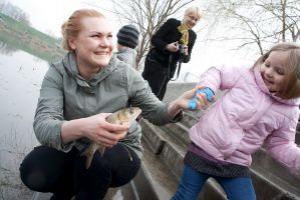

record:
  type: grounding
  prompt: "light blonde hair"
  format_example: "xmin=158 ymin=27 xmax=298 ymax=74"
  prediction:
xmin=253 ymin=42 xmax=300 ymax=99
xmin=61 ymin=9 xmax=105 ymax=51
xmin=184 ymin=7 xmax=202 ymax=20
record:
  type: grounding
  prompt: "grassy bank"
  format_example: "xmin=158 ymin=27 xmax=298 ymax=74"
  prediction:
xmin=0 ymin=12 xmax=65 ymax=62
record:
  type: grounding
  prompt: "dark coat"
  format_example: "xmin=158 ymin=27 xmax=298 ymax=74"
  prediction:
xmin=147 ymin=18 xmax=197 ymax=68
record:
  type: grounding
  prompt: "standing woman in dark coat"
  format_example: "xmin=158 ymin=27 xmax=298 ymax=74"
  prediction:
xmin=142 ymin=7 xmax=201 ymax=100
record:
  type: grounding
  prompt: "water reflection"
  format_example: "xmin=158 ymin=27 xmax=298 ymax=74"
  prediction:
xmin=0 ymin=41 xmax=18 ymax=55
xmin=0 ymin=4 xmax=66 ymax=198
xmin=0 ymin=49 xmax=49 ymax=199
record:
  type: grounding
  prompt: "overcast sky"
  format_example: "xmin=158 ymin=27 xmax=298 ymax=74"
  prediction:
xmin=6 ymin=0 xmax=255 ymax=81
xmin=8 ymin=0 xmax=118 ymax=36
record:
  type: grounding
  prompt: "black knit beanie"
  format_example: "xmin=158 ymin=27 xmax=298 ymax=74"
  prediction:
xmin=117 ymin=25 xmax=139 ymax=49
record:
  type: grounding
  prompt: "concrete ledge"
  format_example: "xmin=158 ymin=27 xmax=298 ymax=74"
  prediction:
xmin=252 ymin=149 xmax=300 ymax=197
xmin=251 ymin=169 xmax=299 ymax=199
xmin=162 ymin=123 xmax=190 ymax=148
xmin=31 ymin=192 xmax=51 ymax=200
xmin=180 ymin=110 xmax=200 ymax=127
xmin=163 ymin=82 xmax=196 ymax=104
xmin=132 ymin=162 xmax=160 ymax=200
xmin=158 ymin=140 xmax=185 ymax=180
xmin=140 ymin=119 xmax=166 ymax=154
xmin=134 ymin=141 xmax=180 ymax=200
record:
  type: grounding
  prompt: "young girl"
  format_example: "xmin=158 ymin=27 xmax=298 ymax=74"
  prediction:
xmin=171 ymin=43 xmax=300 ymax=200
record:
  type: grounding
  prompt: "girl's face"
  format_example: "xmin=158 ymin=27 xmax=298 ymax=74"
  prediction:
xmin=69 ymin=16 xmax=113 ymax=69
xmin=260 ymin=51 xmax=289 ymax=93
xmin=182 ymin=13 xmax=199 ymax=29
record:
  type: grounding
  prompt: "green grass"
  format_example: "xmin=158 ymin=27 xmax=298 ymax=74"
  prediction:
xmin=0 ymin=12 xmax=59 ymax=44
xmin=0 ymin=12 xmax=65 ymax=62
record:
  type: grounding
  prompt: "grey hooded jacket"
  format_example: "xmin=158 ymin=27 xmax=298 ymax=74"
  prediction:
xmin=33 ymin=52 xmax=173 ymax=158
xmin=115 ymin=47 xmax=137 ymax=69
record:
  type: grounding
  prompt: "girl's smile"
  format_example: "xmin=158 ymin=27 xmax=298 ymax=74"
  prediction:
xmin=260 ymin=51 xmax=289 ymax=93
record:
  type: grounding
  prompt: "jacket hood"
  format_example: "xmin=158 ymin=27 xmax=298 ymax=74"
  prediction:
xmin=253 ymin=66 xmax=300 ymax=106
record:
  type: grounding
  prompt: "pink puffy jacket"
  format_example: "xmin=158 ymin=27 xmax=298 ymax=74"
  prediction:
xmin=190 ymin=66 xmax=300 ymax=176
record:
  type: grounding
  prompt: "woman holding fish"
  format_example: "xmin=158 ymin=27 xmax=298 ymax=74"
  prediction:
xmin=19 ymin=9 xmax=208 ymax=200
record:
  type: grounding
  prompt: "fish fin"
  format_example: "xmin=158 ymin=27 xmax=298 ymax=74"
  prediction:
xmin=81 ymin=145 xmax=95 ymax=169
xmin=85 ymin=154 xmax=94 ymax=169
xmin=98 ymin=146 xmax=106 ymax=156
xmin=85 ymin=147 xmax=105 ymax=169
xmin=81 ymin=146 xmax=91 ymax=157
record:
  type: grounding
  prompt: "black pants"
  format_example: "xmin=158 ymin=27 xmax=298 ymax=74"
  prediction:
xmin=19 ymin=144 xmax=140 ymax=200
xmin=142 ymin=56 xmax=176 ymax=100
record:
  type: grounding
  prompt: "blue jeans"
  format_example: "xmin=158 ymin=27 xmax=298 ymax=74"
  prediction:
xmin=171 ymin=164 xmax=256 ymax=200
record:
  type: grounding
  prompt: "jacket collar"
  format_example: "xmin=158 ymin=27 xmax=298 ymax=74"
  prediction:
xmin=253 ymin=66 xmax=300 ymax=106
xmin=62 ymin=52 xmax=119 ymax=93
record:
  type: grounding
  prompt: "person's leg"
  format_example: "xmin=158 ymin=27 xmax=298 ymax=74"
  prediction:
xmin=142 ymin=57 xmax=167 ymax=99
xmin=19 ymin=146 xmax=77 ymax=200
xmin=157 ymin=63 xmax=177 ymax=100
xmin=107 ymin=144 xmax=140 ymax=187
xmin=74 ymin=143 xmax=140 ymax=200
xmin=156 ymin=78 xmax=169 ymax=100
xmin=217 ymin=176 xmax=256 ymax=200
xmin=171 ymin=164 xmax=209 ymax=200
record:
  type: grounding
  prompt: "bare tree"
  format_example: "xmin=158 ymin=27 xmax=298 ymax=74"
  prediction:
xmin=255 ymin=0 xmax=300 ymax=42
xmin=109 ymin=0 xmax=195 ymax=70
xmin=201 ymin=0 xmax=300 ymax=55
xmin=0 ymin=1 xmax=30 ymax=25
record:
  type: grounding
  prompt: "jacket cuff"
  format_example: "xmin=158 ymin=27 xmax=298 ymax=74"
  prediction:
xmin=169 ymin=110 xmax=184 ymax=123
xmin=54 ymin=121 xmax=74 ymax=152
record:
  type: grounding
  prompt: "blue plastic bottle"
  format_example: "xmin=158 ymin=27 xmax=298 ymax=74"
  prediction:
xmin=188 ymin=87 xmax=214 ymax=110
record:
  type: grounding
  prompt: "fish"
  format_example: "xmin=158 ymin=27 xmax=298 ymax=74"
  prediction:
xmin=82 ymin=107 xmax=142 ymax=169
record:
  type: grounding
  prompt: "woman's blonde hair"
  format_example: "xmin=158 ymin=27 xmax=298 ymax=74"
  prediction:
xmin=184 ymin=7 xmax=202 ymax=20
xmin=61 ymin=9 xmax=104 ymax=51
xmin=253 ymin=42 xmax=300 ymax=99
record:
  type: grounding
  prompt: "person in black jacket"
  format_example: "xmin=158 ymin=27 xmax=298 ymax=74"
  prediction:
xmin=142 ymin=7 xmax=202 ymax=100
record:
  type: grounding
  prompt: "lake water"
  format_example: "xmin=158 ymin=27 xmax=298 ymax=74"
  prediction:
xmin=0 ymin=46 xmax=49 ymax=199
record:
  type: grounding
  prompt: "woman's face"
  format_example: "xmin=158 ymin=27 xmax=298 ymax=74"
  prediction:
xmin=182 ymin=13 xmax=199 ymax=29
xmin=260 ymin=51 xmax=289 ymax=93
xmin=69 ymin=16 xmax=113 ymax=68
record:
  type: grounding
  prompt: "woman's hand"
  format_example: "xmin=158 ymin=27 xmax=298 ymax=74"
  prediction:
xmin=167 ymin=85 xmax=214 ymax=119
xmin=175 ymin=85 xmax=213 ymax=110
xmin=166 ymin=41 xmax=180 ymax=52
xmin=61 ymin=113 xmax=129 ymax=147
xmin=183 ymin=45 xmax=188 ymax=55
xmin=82 ymin=113 xmax=129 ymax=147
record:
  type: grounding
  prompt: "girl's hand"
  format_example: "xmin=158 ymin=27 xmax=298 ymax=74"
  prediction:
xmin=82 ymin=113 xmax=129 ymax=148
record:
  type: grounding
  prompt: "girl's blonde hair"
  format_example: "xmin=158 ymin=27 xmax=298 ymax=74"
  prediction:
xmin=184 ymin=7 xmax=202 ymax=20
xmin=254 ymin=43 xmax=300 ymax=99
xmin=61 ymin=9 xmax=104 ymax=51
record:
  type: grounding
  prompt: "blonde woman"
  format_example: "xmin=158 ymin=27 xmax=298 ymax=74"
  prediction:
xmin=142 ymin=7 xmax=202 ymax=100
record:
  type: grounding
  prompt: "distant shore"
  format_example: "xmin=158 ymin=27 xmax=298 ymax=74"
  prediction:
xmin=0 ymin=12 xmax=65 ymax=62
